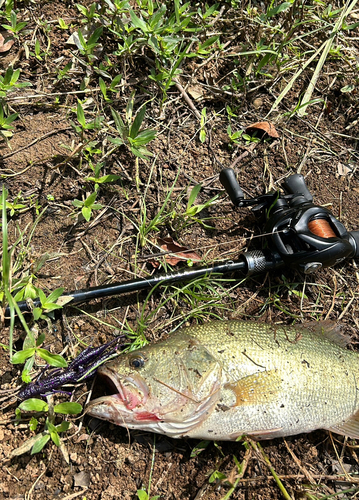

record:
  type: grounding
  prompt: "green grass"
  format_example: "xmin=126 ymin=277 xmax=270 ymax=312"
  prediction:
xmin=12 ymin=398 xmax=83 ymax=457
xmin=1 ymin=189 xmax=67 ymax=378
xmin=1 ymin=0 xmax=356 ymax=390
xmin=1 ymin=0 xmax=359 ymax=495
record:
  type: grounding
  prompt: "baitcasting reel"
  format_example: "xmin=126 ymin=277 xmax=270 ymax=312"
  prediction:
xmin=5 ymin=169 xmax=359 ymax=317
xmin=220 ymin=168 xmax=359 ymax=274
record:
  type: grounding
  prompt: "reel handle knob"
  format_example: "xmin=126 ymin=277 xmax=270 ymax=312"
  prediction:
xmin=220 ymin=168 xmax=244 ymax=206
xmin=282 ymin=174 xmax=313 ymax=203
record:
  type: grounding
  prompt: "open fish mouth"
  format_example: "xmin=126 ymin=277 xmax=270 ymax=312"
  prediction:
xmin=86 ymin=367 xmax=158 ymax=425
xmin=88 ymin=368 xmax=149 ymax=410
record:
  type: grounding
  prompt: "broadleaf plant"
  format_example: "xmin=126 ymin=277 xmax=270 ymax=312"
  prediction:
xmin=12 ymin=399 xmax=82 ymax=456
xmin=109 ymin=94 xmax=156 ymax=159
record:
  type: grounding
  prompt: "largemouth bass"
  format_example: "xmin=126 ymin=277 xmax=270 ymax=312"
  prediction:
xmin=86 ymin=320 xmax=359 ymax=441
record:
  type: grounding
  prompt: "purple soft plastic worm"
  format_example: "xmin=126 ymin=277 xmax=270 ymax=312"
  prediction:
xmin=18 ymin=371 xmax=76 ymax=399
xmin=69 ymin=338 xmax=119 ymax=371
xmin=18 ymin=336 xmax=127 ymax=400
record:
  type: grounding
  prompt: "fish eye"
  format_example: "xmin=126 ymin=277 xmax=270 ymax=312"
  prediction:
xmin=129 ymin=354 xmax=145 ymax=369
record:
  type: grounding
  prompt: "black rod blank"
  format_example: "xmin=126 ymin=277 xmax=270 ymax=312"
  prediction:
xmin=4 ymin=259 xmax=249 ymax=317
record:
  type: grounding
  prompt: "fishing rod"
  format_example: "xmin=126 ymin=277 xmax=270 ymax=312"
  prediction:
xmin=5 ymin=169 xmax=359 ymax=317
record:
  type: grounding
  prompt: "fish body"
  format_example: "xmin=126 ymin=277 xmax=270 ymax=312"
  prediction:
xmin=87 ymin=320 xmax=359 ymax=441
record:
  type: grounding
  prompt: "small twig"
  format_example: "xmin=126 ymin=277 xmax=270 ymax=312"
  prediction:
xmin=251 ymin=440 xmax=293 ymax=500
xmin=1 ymin=128 xmax=72 ymax=159
xmin=0 ymin=163 xmax=35 ymax=178
xmin=338 ymin=295 xmax=355 ymax=321
xmin=238 ymin=473 xmax=359 ymax=484
xmin=25 ymin=449 xmax=53 ymax=500
xmin=209 ymin=4 xmax=226 ymax=25
xmin=297 ymin=137 xmax=314 ymax=174
xmin=283 ymin=438 xmax=316 ymax=485
xmin=7 ymin=88 xmax=103 ymax=102
xmin=228 ymin=143 xmax=258 ymax=171
xmin=94 ymin=229 xmax=129 ymax=285
xmin=325 ymin=275 xmax=338 ymax=320
xmin=64 ymin=203 xmax=114 ymax=245
xmin=220 ymin=447 xmax=252 ymax=500
xmin=173 ymin=79 xmax=202 ymax=120
xmin=329 ymin=432 xmax=353 ymax=484
xmin=49 ymin=129 xmax=101 ymax=171
xmin=60 ymin=488 xmax=88 ymax=500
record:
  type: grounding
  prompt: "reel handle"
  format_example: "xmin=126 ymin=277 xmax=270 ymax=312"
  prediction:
xmin=282 ymin=174 xmax=313 ymax=203
xmin=219 ymin=168 xmax=244 ymax=206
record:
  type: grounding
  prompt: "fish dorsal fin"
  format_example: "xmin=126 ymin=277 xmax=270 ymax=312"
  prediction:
xmin=328 ymin=409 xmax=359 ymax=439
xmin=297 ymin=321 xmax=349 ymax=348
xmin=224 ymin=370 xmax=281 ymax=407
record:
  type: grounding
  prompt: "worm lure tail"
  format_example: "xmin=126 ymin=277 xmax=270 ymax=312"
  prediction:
xmin=18 ymin=336 xmax=128 ymax=400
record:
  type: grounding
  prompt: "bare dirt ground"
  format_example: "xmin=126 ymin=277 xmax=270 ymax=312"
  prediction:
xmin=1 ymin=1 xmax=359 ymax=499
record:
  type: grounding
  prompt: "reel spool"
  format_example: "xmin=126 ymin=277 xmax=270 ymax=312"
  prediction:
xmin=308 ymin=219 xmax=337 ymax=239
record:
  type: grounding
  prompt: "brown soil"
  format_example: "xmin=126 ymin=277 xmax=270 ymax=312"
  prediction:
xmin=1 ymin=1 xmax=359 ymax=499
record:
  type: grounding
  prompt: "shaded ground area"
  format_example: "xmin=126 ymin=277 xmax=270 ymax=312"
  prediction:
xmin=1 ymin=1 xmax=359 ymax=499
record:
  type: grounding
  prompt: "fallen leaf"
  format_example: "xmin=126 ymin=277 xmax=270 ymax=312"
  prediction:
xmin=75 ymin=433 xmax=91 ymax=443
xmin=337 ymin=163 xmax=352 ymax=176
xmin=187 ymin=85 xmax=204 ymax=100
xmin=9 ymin=432 xmax=48 ymax=457
xmin=252 ymin=98 xmax=264 ymax=109
xmin=325 ymin=101 xmax=333 ymax=115
xmin=0 ymin=32 xmax=14 ymax=53
xmin=59 ymin=440 xmax=70 ymax=465
xmin=66 ymin=24 xmax=103 ymax=53
xmin=56 ymin=295 xmax=75 ymax=307
xmin=150 ymin=237 xmax=201 ymax=268
xmin=245 ymin=121 xmax=279 ymax=139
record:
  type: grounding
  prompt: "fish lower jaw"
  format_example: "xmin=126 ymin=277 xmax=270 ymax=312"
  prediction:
xmin=86 ymin=395 xmax=162 ymax=423
xmin=86 ymin=395 xmax=133 ymax=417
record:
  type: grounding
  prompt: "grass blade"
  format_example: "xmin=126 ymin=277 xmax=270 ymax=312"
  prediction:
xmin=1 ymin=187 xmax=15 ymax=358
xmin=251 ymin=441 xmax=293 ymax=500
xmin=268 ymin=41 xmax=326 ymax=114
xmin=297 ymin=0 xmax=358 ymax=117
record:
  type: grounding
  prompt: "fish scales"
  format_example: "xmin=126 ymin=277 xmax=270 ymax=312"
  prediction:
xmin=87 ymin=320 xmax=359 ymax=441
xmin=179 ymin=321 xmax=358 ymax=439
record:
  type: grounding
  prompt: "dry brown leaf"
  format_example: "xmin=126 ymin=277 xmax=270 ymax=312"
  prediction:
xmin=245 ymin=121 xmax=279 ymax=139
xmin=337 ymin=162 xmax=352 ymax=176
xmin=187 ymin=85 xmax=204 ymax=100
xmin=0 ymin=32 xmax=14 ymax=53
xmin=150 ymin=237 xmax=201 ymax=268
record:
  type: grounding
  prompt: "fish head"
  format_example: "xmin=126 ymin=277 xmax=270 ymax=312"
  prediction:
xmin=86 ymin=334 xmax=222 ymax=437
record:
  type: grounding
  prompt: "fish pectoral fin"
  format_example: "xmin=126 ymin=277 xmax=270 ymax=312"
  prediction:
xmin=328 ymin=409 xmax=359 ymax=439
xmin=224 ymin=370 xmax=281 ymax=407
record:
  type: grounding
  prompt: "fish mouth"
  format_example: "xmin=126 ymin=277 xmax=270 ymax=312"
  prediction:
xmin=86 ymin=366 xmax=150 ymax=418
